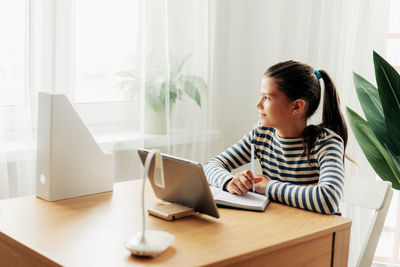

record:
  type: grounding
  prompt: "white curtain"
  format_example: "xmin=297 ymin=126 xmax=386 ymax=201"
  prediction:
xmin=141 ymin=0 xmax=215 ymax=163
xmin=0 ymin=0 xmax=216 ymax=199
xmin=0 ymin=0 xmax=36 ymax=199
xmin=212 ymin=0 xmax=390 ymax=266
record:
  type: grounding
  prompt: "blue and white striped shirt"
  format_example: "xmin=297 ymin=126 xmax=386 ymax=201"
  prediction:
xmin=204 ymin=121 xmax=345 ymax=215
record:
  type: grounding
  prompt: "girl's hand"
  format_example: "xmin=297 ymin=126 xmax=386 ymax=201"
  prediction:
xmin=225 ymin=170 xmax=263 ymax=195
xmin=254 ymin=174 xmax=270 ymax=195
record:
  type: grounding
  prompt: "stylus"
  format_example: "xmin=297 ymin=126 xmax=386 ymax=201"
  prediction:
xmin=251 ymin=143 xmax=255 ymax=192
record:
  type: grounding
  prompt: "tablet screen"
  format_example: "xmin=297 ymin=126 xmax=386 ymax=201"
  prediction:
xmin=137 ymin=148 xmax=220 ymax=219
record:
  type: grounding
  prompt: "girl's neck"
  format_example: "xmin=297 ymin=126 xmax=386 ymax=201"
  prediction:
xmin=275 ymin=120 xmax=307 ymax=138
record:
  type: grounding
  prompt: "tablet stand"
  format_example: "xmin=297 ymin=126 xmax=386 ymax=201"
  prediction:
xmin=148 ymin=202 xmax=195 ymax=221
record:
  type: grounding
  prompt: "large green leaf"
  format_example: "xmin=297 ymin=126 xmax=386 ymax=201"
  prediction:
xmin=353 ymin=72 xmax=399 ymax=155
xmin=183 ymin=80 xmax=202 ymax=107
xmin=180 ymin=75 xmax=208 ymax=91
xmin=384 ymin=144 xmax=400 ymax=189
xmin=177 ymin=54 xmax=191 ymax=75
xmin=169 ymin=54 xmax=180 ymax=80
xmin=373 ymin=51 xmax=400 ymax=149
xmin=346 ymin=107 xmax=400 ymax=189
xmin=169 ymin=53 xmax=191 ymax=80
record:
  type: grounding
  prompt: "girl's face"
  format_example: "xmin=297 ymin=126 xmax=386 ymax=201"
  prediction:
xmin=256 ymin=77 xmax=295 ymax=128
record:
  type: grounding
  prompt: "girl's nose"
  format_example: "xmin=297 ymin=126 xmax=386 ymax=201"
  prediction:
xmin=256 ymin=98 xmax=262 ymax=109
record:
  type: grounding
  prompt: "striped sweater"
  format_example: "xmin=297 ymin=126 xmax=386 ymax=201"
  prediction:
xmin=204 ymin=121 xmax=345 ymax=215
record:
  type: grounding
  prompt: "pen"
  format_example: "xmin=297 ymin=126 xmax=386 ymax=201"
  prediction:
xmin=251 ymin=143 xmax=255 ymax=192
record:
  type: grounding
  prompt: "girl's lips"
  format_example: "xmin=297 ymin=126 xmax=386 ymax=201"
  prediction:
xmin=259 ymin=113 xmax=266 ymax=117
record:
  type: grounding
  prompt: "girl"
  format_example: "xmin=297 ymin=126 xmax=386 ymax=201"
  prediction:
xmin=204 ymin=60 xmax=347 ymax=215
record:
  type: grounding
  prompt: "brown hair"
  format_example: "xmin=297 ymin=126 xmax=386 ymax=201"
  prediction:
xmin=264 ymin=60 xmax=348 ymax=164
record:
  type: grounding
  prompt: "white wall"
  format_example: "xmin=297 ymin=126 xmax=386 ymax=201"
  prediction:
xmin=212 ymin=1 xmax=273 ymax=149
xmin=209 ymin=0 xmax=286 ymax=173
xmin=210 ymin=0 xmax=390 ymax=178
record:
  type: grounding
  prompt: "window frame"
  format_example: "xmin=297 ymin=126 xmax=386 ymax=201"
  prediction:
xmin=54 ymin=0 xmax=141 ymax=132
xmin=373 ymin=1 xmax=400 ymax=264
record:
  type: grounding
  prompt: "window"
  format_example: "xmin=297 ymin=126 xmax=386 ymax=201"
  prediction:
xmin=374 ymin=0 xmax=400 ymax=264
xmin=30 ymin=0 xmax=144 ymax=136
xmin=70 ymin=0 xmax=142 ymax=135
xmin=0 ymin=0 xmax=213 ymax=155
xmin=0 ymin=0 xmax=27 ymax=107
xmin=387 ymin=0 xmax=400 ymax=73
xmin=1 ymin=0 xmax=142 ymax=134
xmin=74 ymin=0 xmax=140 ymax=103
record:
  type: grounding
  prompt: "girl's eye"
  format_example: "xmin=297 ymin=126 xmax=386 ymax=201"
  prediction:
xmin=264 ymin=96 xmax=270 ymax=101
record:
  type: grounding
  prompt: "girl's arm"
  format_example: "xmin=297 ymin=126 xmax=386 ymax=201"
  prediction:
xmin=204 ymin=124 xmax=259 ymax=190
xmin=262 ymin=139 xmax=344 ymax=215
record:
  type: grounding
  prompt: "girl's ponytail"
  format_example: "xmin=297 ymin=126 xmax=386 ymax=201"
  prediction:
xmin=303 ymin=124 xmax=323 ymax=164
xmin=319 ymin=70 xmax=348 ymax=155
xmin=303 ymin=70 xmax=348 ymax=164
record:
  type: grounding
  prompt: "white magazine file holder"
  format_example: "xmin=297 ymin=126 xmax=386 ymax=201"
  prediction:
xmin=36 ymin=92 xmax=114 ymax=201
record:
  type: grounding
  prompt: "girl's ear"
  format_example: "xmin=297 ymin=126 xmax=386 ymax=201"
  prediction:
xmin=291 ymin=99 xmax=306 ymax=115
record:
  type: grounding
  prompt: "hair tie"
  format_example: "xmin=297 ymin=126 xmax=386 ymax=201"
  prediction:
xmin=314 ymin=70 xmax=322 ymax=80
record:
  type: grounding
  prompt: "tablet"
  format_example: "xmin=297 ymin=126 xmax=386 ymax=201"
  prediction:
xmin=137 ymin=148 xmax=220 ymax=219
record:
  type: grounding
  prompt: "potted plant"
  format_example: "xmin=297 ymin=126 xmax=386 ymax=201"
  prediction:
xmin=346 ymin=51 xmax=400 ymax=189
xmin=116 ymin=53 xmax=207 ymax=134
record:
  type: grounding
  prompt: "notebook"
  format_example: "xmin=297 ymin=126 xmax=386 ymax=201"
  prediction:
xmin=209 ymin=186 xmax=270 ymax=211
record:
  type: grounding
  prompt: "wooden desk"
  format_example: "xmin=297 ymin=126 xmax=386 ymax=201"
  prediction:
xmin=0 ymin=180 xmax=351 ymax=267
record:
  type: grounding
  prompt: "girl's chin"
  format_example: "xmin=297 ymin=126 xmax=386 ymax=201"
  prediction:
xmin=260 ymin=120 xmax=272 ymax=127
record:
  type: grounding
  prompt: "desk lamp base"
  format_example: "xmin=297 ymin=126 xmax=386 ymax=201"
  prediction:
xmin=125 ymin=230 xmax=174 ymax=257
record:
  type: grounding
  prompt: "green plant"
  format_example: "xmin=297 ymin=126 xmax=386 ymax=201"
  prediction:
xmin=346 ymin=51 xmax=400 ymax=189
xmin=116 ymin=53 xmax=207 ymax=114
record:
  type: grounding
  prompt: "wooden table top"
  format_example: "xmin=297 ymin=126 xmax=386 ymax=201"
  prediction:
xmin=0 ymin=179 xmax=351 ymax=266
